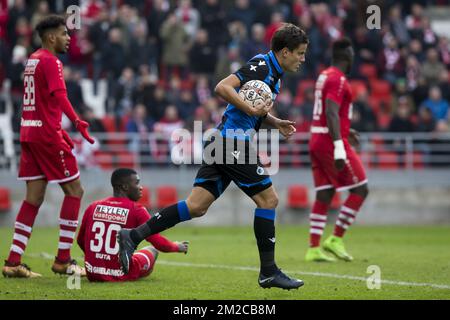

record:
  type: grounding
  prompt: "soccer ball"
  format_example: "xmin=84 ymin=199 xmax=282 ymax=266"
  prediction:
xmin=238 ymin=80 xmax=272 ymax=109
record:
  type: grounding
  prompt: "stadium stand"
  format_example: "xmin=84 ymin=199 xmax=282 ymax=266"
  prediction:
xmin=0 ymin=0 xmax=449 ymax=170
xmin=137 ymin=186 xmax=152 ymax=210
xmin=0 ymin=187 xmax=11 ymax=212
xmin=287 ymin=184 xmax=310 ymax=209
xmin=156 ymin=185 xmax=178 ymax=209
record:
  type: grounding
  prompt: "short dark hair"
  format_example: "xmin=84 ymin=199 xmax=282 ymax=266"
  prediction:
xmin=270 ymin=23 xmax=309 ymax=52
xmin=36 ymin=15 xmax=66 ymax=39
xmin=111 ymin=168 xmax=137 ymax=189
xmin=332 ymin=37 xmax=353 ymax=62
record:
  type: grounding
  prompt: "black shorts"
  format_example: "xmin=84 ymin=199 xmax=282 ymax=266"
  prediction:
xmin=193 ymin=136 xmax=272 ymax=198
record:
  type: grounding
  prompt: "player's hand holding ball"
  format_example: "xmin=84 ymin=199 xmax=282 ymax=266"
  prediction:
xmin=239 ymin=80 xmax=273 ymax=117
xmin=251 ymin=98 xmax=273 ymax=117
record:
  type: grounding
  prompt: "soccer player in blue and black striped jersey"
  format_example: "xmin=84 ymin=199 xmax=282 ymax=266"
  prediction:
xmin=118 ymin=24 xmax=309 ymax=290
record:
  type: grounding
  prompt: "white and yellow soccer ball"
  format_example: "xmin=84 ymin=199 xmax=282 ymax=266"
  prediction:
xmin=238 ymin=80 xmax=272 ymax=110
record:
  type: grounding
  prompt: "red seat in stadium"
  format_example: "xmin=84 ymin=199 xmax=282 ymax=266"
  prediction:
xmin=137 ymin=186 xmax=152 ymax=209
xmin=287 ymin=185 xmax=309 ymax=209
xmin=294 ymin=79 xmax=315 ymax=104
xmin=349 ymin=80 xmax=368 ymax=100
xmin=370 ymin=79 xmax=391 ymax=97
xmin=156 ymin=186 xmax=178 ymax=208
xmin=358 ymin=151 xmax=376 ymax=168
xmin=330 ymin=192 xmax=341 ymax=210
xmin=368 ymin=96 xmax=382 ymax=113
xmin=116 ymin=151 xmax=136 ymax=168
xmin=376 ymin=112 xmax=392 ymax=131
xmin=94 ymin=151 xmax=114 ymax=170
xmin=413 ymin=152 xmax=425 ymax=169
xmin=377 ymin=151 xmax=399 ymax=169
xmin=359 ymin=63 xmax=377 ymax=79
xmin=403 ymin=152 xmax=425 ymax=169
xmin=101 ymin=115 xmax=117 ymax=133
xmin=0 ymin=187 xmax=11 ymax=212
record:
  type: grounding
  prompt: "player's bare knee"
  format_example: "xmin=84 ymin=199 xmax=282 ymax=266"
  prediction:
xmin=61 ymin=182 xmax=84 ymax=198
xmin=352 ymin=184 xmax=369 ymax=199
xmin=72 ymin=186 xmax=84 ymax=198
xmin=186 ymin=196 xmax=212 ymax=218
xmin=27 ymin=195 xmax=45 ymax=207
xmin=68 ymin=187 xmax=83 ymax=198
xmin=188 ymin=204 xmax=208 ymax=218
xmin=258 ymin=194 xmax=279 ymax=209
xmin=317 ymin=188 xmax=335 ymax=204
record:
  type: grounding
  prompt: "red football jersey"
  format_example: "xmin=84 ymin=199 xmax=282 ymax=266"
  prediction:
xmin=310 ymin=66 xmax=353 ymax=150
xmin=20 ymin=48 xmax=66 ymax=143
xmin=77 ymin=197 xmax=179 ymax=282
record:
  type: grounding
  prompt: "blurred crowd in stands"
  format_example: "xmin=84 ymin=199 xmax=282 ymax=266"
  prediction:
xmin=1 ymin=0 xmax=450 ymax=143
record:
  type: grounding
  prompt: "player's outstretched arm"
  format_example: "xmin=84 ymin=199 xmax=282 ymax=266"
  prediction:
xmin=54 ymin=89 xmax=95 ymax=144
xmin=326 ymin=98 xmax=346 ymax=171
xmin=264 ymin=113 xmax=296 ymax=139
xmin=174 ymin=241 xmax=189 ymax=254
xmin=147 ymin=233 xmax=189 ymax=254
xmin=214 ymin=75 xmax=269 ymax=117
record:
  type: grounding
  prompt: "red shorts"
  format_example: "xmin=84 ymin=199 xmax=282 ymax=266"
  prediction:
xmin=18 ymin=141 xmax=79 ymax=184
xmin=125 ymin=249 xmax=157 ymax=281
xmin=310 ymin=144 xmax=367 ymax=191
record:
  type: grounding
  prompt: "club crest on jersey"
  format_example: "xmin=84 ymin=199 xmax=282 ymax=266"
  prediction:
xmin=93 ymin=205 xmax=129 ymax=224
xmin=256 ymin=166 xmax=265 ymax=175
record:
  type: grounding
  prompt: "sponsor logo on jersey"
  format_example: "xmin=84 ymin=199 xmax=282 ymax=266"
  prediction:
xmin=24 ymin=59 xmax=39 ymax=75
xmin=93 ymin=205 xmax=129 ymax=224
xmin=85 ymin=261 xmax=124 ymax=277
xmin=21 ymin=118 xmax=42 ymax=127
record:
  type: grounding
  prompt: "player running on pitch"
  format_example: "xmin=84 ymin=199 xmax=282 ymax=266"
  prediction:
xmin=3 ymin=16 xmax=94 ymax=278
xmin=305 ymin=38 xmax=369 ymax=262
xmin=77 ymin=168 xmax=189 ymax=282
xmin=118 ymin=24 xmax=309 ymax=290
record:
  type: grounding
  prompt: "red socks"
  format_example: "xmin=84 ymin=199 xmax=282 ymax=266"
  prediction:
xmin=7 ymin=201 xmax=40 ymax=265
xmin=333 ymin=193 xmax=365 ymax=237
xmin=309 ymin=201 xmax=329 ymax=247
xmin=56 ymin=196 xmax=81 ymax=263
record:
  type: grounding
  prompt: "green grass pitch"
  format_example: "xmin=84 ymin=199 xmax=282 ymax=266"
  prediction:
xmin=0 ymin=225 xmax=449 ymax=300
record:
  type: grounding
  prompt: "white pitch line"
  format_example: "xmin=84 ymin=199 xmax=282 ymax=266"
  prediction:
xmin=157 ymin=260 xmax=450 ymax=290
xmin=26 ymin=252 xmax=450 ymax=290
